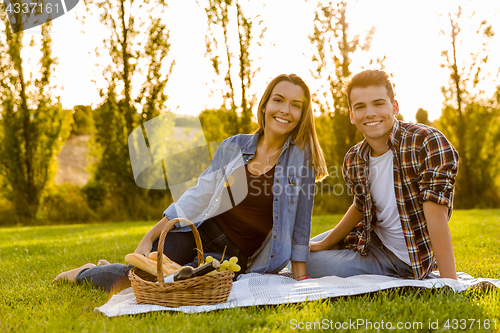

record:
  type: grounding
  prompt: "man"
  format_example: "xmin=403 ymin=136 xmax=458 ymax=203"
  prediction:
xmin=308 ymin=70 xmax=459 ymax=280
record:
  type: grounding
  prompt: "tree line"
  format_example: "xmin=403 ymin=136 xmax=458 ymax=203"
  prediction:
xmin=0 ymin=1 xmax=499 ymax=225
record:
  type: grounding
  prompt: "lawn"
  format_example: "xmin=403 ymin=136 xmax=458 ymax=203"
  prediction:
xmin=0 ymin=210 xmax=499 ymax=332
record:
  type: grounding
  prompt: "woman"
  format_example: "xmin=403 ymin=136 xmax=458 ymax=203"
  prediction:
xmin=54 ymin=74 xmax=327 ymax=292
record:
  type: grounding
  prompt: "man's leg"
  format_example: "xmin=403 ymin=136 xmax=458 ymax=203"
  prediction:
xmin=307 ymin=230 xmax=413 ymax=278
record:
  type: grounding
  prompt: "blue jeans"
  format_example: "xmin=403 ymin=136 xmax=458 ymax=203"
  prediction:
xmin=75 ymin=219 xmax=247 ymax=292
xmin=306 ymin=230 xmax=414 ymax=279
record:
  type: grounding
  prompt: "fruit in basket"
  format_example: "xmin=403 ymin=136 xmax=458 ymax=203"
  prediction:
xmin=205 ymin=255 xmax=215 ymax=263
xmin=227 ymin=262 xmax=241 ymax=272
xmin=201 ymin=254 xmax=241 ymax=274
xmin=215 ymin=259 xmax=241 ymax=273
xmin=229 ymin=256 xmax=238 ymax=263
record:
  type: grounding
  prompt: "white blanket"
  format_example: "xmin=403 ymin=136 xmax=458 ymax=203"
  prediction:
xmin=95 ymin=272 xmax=500 ymax=317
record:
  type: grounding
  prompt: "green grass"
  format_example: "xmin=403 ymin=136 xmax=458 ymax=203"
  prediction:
xmin=0 ymin=210 xmax=499 ymax=332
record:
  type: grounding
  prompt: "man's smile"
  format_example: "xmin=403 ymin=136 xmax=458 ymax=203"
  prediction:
xmin=364 ymin=120 xmax=383 ymax=127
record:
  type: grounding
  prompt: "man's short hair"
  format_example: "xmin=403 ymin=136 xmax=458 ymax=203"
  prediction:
xmin=344 ymin=70 xmax=395 ymax=109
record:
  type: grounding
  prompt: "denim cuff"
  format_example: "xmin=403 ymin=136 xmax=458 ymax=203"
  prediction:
xmin=291 ymin=244 xmax=310 ymax=262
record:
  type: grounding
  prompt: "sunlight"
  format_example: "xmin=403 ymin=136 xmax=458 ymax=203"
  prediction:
xmin=45 ymin=0 xmax=500 ymax=121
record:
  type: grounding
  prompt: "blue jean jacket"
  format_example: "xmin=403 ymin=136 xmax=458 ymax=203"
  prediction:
xmin=163 ymin=133 xmax=315 ymax=274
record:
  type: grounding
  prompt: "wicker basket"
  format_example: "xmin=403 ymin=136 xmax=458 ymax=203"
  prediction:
xmin=128 ymin=218 xmax=234 ymax=307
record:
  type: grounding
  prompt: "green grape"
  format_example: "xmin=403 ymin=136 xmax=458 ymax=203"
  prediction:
xmin=205 ymin=256 xmax=214 ymax=263
xmin=228 ymin=262 xmax=241 ymax=272
xmin=218 ymin=266 xmax=227 ymax=272
xmin=221 ymin=260 xmax=230 ymax=268
xmin=229 ymin=256 xmax=238 ymax=263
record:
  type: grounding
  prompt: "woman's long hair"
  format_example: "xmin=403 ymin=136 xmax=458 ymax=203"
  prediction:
xmin=255 ymin=74 xmax=327 ymax=182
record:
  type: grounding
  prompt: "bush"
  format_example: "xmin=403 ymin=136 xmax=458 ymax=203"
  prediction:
xmin=72 ymin=105 xmax=94 ymax=135
xmin=42 ymin=184 xmax=97 ymax=223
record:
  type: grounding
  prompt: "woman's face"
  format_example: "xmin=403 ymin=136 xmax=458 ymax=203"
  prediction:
xmin=263 ymin=81 xmax=305 ymax=137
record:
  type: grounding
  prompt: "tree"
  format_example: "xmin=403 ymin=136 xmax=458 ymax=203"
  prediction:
xmin=0 ymin=16 xmax=73 ymax=220
xmin=82 ymin=0 xmax=175 ymax=218
xmin=71 ymin=105 xmax=93 ymax=135
xmin=309 ymin=1 xmax=381 ymax=213
xmin=204 ymin=0 xmax=264 ymax=134
xmin=415 ymin=108 xmax=433 ymax=126
xmin=438 ymin=7 xmax=499 ymax=208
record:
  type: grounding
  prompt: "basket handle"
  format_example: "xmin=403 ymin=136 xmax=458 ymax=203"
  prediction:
xmin=156 ymin=218 xmax=204 ymax=284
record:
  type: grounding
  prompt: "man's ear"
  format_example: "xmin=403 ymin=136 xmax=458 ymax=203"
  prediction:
xmin=392 ymin=100 xmax=399 ymax=116
xmin=349 ymin=109 xmax=355 ymax=124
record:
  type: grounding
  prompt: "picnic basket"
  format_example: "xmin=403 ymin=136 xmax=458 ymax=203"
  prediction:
xmin=128 ymin=218 xmax=234 ymax=307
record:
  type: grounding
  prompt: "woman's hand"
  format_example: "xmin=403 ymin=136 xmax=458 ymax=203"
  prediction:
xmin=133 ymin=216 xmax=171 ymax=257
xmin=134 ymin=239 xmax=153 ymax=257
xmin=309 ymin=241 xmax=325 ymax=252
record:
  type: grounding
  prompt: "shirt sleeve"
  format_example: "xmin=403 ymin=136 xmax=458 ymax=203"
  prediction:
xmin=418 ymin=131 xmax=459 ymax=208
xmin=290 ymin=164 xmax=314 ymax=262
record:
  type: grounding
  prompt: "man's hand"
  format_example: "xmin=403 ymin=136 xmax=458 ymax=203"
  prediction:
xmin=309 ymin=241 xmax=326 ymax=252
xmin=424 ymin=201 xmax=457 ymax=280
xmin=310 ymin=204 xmax=363 ymax=251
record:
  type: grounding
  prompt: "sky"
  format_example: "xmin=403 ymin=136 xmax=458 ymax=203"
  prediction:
xmin=22 ymin=0 xmax=500 ymax=122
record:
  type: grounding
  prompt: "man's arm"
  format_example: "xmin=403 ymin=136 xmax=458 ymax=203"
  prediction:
xmin=310 ymin=204 xmax=364 ymax=252
xmin=423 ymin=201 xmax=457 ymax=279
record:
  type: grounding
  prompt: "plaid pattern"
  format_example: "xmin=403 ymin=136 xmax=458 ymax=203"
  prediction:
xmin=340 ymin=120 xmax=459 ymax=279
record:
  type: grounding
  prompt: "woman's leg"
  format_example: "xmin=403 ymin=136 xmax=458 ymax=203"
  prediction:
xmin=56 ymin=230 xmax=200 ymax=292
xmin=246 ymin=232 xmax=272 ymax=272
xmin=53 ymin=263 xmax=96 ymax=283
xmin=151 ymin=228 xmax=198 ymax=265
xmin=196 ymin=219 xmax=248 ymax=272
xmin=153 ymin=219 xmax=247 ymax=271
xmin=75 ymin=263 xmax=133 ymax=293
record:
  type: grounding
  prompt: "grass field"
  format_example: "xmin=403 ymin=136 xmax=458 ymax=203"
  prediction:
xmin=0 ymin=210 xmax=499 ymax=332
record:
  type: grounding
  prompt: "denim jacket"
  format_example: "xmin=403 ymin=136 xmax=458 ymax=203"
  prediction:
xmin=163 ymin=133 xmax=315 ymax=274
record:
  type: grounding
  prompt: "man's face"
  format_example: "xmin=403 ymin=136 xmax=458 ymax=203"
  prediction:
xmin=349 ymin=85 xmax=399 ymax=144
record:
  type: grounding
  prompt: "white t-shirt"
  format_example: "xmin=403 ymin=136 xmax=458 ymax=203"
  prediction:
xmin=369 ymin=150 xmax=411 ymax=266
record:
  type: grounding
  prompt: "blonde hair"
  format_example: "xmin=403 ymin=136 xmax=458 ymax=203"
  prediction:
xmin=255 ymin=74 xmax=327 ymax=182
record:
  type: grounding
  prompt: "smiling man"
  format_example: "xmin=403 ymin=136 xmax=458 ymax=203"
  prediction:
xmin=308 ymin=70 xmax=459 ymax=280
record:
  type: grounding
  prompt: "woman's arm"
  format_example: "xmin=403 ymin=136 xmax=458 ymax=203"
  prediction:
xmin=310 ymin=204 xmax=363 ymax=252
xmin=291 ymin=261 xmax=307 ymax=280
xmin=134 ymin=216 xmax=170 ymax=257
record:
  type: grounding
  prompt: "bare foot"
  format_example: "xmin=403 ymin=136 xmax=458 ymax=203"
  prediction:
xmin=97 ymin=259 xmax=110 ymax=266
xmin=53 ymin=263 xmax=96 ymax=283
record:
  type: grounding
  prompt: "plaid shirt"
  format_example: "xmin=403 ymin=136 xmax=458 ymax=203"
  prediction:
xmin=340 ymin=120 xmax=459 ymax=279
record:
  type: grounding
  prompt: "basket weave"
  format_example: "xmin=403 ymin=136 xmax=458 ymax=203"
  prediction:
xmin=128 ymin=218 xmax=234 ymax=307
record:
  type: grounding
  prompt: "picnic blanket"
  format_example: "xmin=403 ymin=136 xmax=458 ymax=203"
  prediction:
xmin=95 ymin=272 xmax=500 ymax=317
